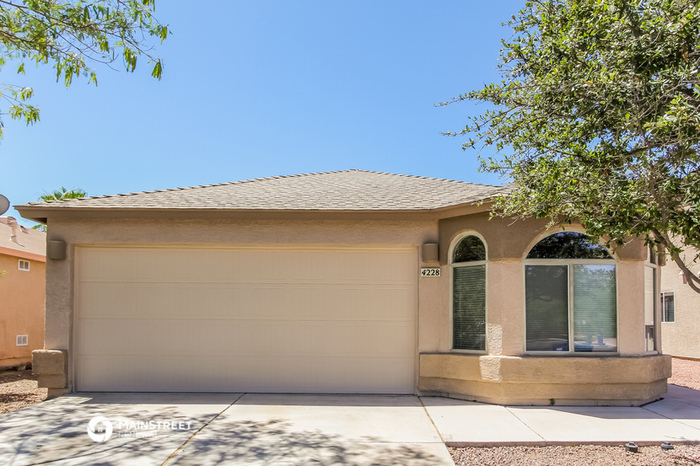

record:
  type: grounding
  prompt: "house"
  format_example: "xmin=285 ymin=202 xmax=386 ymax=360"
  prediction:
xmin=0 ymin=216 xmax=46 ymax=368
xmin=659 ymin=251 xmax=700 ymax=360
xmin=16 ymin=170 xmax=671 ymax=404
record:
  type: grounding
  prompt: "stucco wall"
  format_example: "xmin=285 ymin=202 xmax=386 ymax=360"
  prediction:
xmin=419 ymin=353 xmax=671 ymax=405
xmin=660 ymin=255 xmax=700 ymax=359
xmin=0 ymin=254 xmax=45 ymax=366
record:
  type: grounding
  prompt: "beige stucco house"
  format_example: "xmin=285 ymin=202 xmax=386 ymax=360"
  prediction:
xmin=17 ymin=170 xmax=671 ymax=404
xmin=0 ymin=216 xmax=46 ymax=368
xmin=659 ymin=251 xmax=700 ymax=360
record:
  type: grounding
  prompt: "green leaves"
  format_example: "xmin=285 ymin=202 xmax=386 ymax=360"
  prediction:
xmin=39 ymin=186 xmax=87 ymax=201
xmin=151 ymin=59 xmax=162 ymax=80
xmin=0 ymin=0 xmax=171 ymax=136
xmin=446 ymin=0 xmax=700 ymax=287
xmin=0 ymin=83 xmax=40 ymax=138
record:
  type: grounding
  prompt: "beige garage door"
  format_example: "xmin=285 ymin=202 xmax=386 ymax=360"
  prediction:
xmin=74 ymin=246 xmax=417 ymax=393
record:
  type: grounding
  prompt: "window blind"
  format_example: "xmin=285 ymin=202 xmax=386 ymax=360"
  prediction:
xmin=525 ymin=265 xmax=569 ymax=351
xmin=453 ymin=264 xmax=486 ymax=350
xmin=573 ymin=265 xmax=617 ymax=352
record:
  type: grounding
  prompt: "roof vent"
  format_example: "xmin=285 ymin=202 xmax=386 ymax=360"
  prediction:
xmin=2 ymin=216 xmax=23 ymax=245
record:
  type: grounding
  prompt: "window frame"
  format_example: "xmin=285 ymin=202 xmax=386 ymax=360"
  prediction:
xmin=18 ymin=259 xmax=30 ymax=271
xmin=661 ymin=291 xmax=675 ymax=323
xmin=644 ymin=246 xmax=660 ymax=353
xmin=449 ymin=231 xmax=488 ymax=354
xmin=523 ymin=232 xmax=619 ymax=356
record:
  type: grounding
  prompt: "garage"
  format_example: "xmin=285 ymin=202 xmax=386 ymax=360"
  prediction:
xmin=74 ymin=246 xmax=417 ymax=393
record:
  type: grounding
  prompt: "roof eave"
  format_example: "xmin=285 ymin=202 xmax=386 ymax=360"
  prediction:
xmin=15 ymin=199 xmax=495 ymax=224
xmin=0 ymin=246 xmax=46 ymax=262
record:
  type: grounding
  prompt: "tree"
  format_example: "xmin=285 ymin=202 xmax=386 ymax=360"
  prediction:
xmin=443 ymin=0 xmax=700 ymax=292
xmin=38 ymin=186 xmax=86 ymax=201
xmin=32 ymin=186 xmax=86 ymax=230
xmin=0 ymin=0 xmax=169 ymax=137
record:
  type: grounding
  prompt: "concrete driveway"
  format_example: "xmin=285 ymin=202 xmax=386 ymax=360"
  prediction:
xmin=0 ymin=393 xmax=453 ymax=465
xmin=2 ymin=387 xmax=700 ymax=465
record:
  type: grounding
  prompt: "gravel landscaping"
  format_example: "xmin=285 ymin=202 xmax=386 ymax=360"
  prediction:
xmin=450 ymin=445 xmax=700 ymax=465
xmin=668 ymin=357 xmax=700 ymax=391
xmin=0 ymin=368 xmax=47 ymax=415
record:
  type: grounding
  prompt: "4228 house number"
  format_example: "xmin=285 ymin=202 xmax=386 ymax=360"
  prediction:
xmin=420 ymin=267 xmax=441 ymax=277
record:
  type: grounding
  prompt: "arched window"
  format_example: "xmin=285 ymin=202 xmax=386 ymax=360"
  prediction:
xmin=452 ymin=235 xmax=487 ymax=351
xmin=525 ymin=232 xmax=616 ymax=353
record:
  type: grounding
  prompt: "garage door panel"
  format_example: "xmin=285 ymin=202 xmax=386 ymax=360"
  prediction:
xmin=76 ymin=354 xmax=415 ymax=393
xmin=77 ymin=318 xmax=415 ymax=358
xmin=78 ymin=283 xmax=415 ymax=321
xmin=78 ymin=248 xmax=416 ymax=284
xmin=75 ymin=246 xmax=417 ymax=393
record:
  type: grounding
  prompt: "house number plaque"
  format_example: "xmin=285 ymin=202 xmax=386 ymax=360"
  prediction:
xmin=420 ymin=267 xmax=441 ymax=277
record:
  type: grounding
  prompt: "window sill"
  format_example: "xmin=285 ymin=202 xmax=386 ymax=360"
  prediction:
xmin=523 ymin=351 xmax=620 ymax=357
xmin=450 ymin=349 xmax=487 ymax=355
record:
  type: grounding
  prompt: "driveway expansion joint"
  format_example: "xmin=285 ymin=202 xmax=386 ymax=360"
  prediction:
xmin=418 ymin=396 xmax=445 ymax=444
xmin=161 ymin=393 xmax=245 ymax=466
xmin=504 ymin=406 xmax=547 ymax=443
xmin=642 ymin=401 xmax=700 ymax=433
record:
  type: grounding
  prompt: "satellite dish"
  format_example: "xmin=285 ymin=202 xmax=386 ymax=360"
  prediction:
xmin=0 ymin=194 xmax=8 ymax=216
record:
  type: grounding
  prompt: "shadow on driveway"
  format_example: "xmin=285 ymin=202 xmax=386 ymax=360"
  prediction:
xmin=169 ymin=418 xmax=448 ymax=465
xmin=0 ymin=393 xmax=452 ymax=465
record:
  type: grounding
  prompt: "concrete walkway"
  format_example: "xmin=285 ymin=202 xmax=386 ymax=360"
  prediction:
xmin=426 ymin=385 xmax=700 ymax=447
xmin=0 ymin=386 xmax=698 ymax=465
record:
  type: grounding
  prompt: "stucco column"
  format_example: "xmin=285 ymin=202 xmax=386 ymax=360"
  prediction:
xmin=617 ymin=260 xmax=646 ymax=355
xmin=417 ymin=263 xmax=450 ymax=353
xmin=486 ymin=259 xmax=524 ymax=356
xmin=44 ymin=237 xmax=72 ymax=350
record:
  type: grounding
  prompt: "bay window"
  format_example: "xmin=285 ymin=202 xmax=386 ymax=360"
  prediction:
xmin=525 ymin=232 xmax=617 ymax=353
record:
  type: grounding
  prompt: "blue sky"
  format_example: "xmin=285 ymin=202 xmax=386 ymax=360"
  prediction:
xmin=2 ymin=1 xmax=523 ymax=226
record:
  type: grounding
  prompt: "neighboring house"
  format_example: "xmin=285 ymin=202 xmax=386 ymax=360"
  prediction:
xmin=659 ymin=251 xmax=700 ymax=360
xmin=0 ymin=216 xmax=46 ymax=368
xmin=17 ymin=170 xmax=671 ymax=404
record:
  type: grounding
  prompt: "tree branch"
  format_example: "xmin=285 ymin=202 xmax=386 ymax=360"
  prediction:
xmin=651 ymin=228 xmax=700 ymax=293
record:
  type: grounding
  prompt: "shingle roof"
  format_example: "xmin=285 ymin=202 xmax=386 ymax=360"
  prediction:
xmin=20 ymin=170 xmax=508 ymax=212
xmin=0 ymin=217 xmax=46 ymax=257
